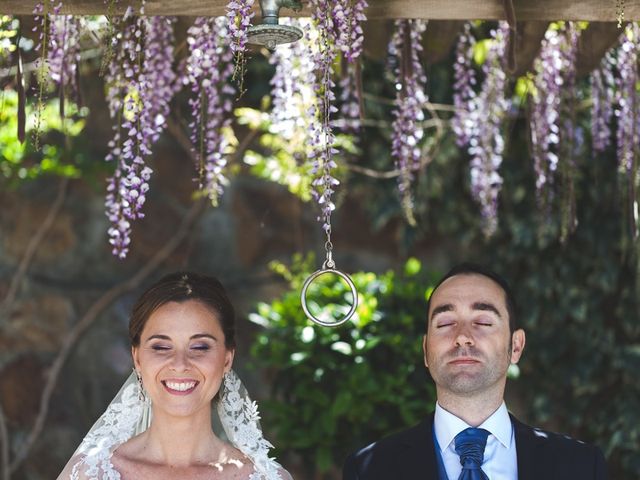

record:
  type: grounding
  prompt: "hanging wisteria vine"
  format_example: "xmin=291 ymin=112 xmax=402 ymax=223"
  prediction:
xmin=467 ymin=23 xmax=510 ymax=237
xmin=270 ymin=19 xmax=314 ymax=141
xmin=32 ymin=0 xmax=62 ymax=150
xmin=388 ymin=19 xmax=427 ymax=226
xmin=104 ymin=8 xmax=177 ymax=258
xmin=335 ymin=0 xmax=367 ymax=131
xmin=48 ymin=14 xmax=82 ymax=118
xmin=530 ymin=23 xmax=579 ymax=231
xmin=226 ymin=0 xmax=255 ymax=94
xmin=615 ymin=23 xmax=640 ymax=240
xmin=591 ymin=50 xmax=616 ymax=153
xmin=556 ymin=23 xmax=580 ymax=241
xmin=5 ymin=4 xmax=640 ymax=260
xmin=452 ymin=22 xmax=476 ymax=148
xmin=100 ymin=0 xmax=120 ymax=75
xmin=185 ymin=16 xmax=235 ymax=208
xmin=307 ymin=0 xmax=340 ymax=236
xmin=452 ymin=22 xmax=511 ymax=236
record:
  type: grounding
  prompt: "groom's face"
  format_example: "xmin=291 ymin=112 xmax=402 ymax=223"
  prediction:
xmin=423 ymin=273 xmax=525 ymax=399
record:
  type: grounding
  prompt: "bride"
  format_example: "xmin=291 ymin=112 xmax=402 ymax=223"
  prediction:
xmin=58 ymin=272 xmax=292 ymax=480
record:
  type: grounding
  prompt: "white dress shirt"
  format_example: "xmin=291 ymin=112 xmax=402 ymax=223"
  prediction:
xmin=433 ymin=402 xmax=518 ymax=480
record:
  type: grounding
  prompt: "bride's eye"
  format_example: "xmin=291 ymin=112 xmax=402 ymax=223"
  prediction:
xmin=151 ymin=344 xmax=171 ymax=351
xmin=191 ymin=344 xmax=210 ymax=351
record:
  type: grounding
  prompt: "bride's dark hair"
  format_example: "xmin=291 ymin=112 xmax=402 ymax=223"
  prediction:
xmin=129 ymin=272 xmax=236 ymax=349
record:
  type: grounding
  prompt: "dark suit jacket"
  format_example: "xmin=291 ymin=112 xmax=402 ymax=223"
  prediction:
xmin=342 ymin=413 xmax=607 ymax=480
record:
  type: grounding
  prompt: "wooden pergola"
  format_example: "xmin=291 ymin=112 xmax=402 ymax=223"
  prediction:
xmin=1 ymin=0 xmax=639 ymax=20
xmin=2 ymin=1 xmax=638 ymax=77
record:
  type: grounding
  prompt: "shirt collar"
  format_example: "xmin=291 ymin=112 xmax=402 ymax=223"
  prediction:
xmin=434 ymin=401 xmax=513 ymax=451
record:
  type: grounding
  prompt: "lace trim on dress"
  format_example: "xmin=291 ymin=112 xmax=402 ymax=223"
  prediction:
xmin=64 ymin=370 xmax=284 ymax=480
xmin=218 ymin=371 xmax=283 ymax=480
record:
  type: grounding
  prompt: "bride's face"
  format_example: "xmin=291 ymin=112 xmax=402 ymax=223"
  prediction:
xmin=132 ymin=299 xmax=234 ymax=418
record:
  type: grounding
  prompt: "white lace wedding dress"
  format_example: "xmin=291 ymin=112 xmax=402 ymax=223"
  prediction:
xmin=58 ymin=371 xmax=291 ymax=480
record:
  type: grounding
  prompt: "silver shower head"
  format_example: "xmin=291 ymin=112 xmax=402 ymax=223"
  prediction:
xmin=247 ymin=0 xmax=303 ymax=50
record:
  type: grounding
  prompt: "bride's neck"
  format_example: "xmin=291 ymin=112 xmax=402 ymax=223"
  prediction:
xmin=141 ymin=407 xmax=226 ymax=467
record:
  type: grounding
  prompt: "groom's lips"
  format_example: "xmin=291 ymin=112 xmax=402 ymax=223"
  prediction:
xmin=448 ymin=357 xmax=481 ymax=365
xmin=161 ymin=380 xmax=200 ymax=395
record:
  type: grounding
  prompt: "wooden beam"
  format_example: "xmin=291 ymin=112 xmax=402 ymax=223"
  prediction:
xmin=423 ymin=21 xmax=465 ymax=65
xmin=362 ymin=20 xmax=464 ymax=65
xmin=576 ymin=22 xmax=625 ymax=76
xmin=1 ymin=0 xmax=640 ymax=21
xmin=511 ymin=22 xmax=549 ymax=77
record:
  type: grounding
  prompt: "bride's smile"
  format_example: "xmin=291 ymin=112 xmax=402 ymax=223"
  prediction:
xmin=162 ymin=379 xmax=199 ymax=394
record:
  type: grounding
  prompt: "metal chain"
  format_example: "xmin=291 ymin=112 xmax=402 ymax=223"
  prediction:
xmin=616 ymin=0 xmax=625 ymax=28
xmin=322 ymin=193 xmax=335 ymax=269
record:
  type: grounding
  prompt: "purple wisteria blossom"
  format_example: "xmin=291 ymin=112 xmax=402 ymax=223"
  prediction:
xmin=530 ymin=24 xmax=577 ymax=213
xmin=32 ymin=0 xmax=63 ymax=150
xmin=591 ymin=50 xmax=615 ymax=153
xmin=615 ymin=24 xmax=639 ymax=177
xmin=269 ymin=18 xmax=313 ymax=138
xmin=104 ymin=11 xmax=177 ymax=258
xmin=467 ymin=23 xmax=510 ymax=237
xmin=185 ymin=16 xmax=235 ymax=207
xmin=333 ymin=0 xmax=368 ymax=63
xmin=226 ymin=0 xmax=254 ymax=90
xmin=336 ymin=0 xmax=367 ymax=132
xmin=339 ymin=62 xmax=361 ymax=131
xmin=308 ymin=0 xmax=341 ymax=234
xmin=452 ymin=22 xmax=477 ymax=148
xmin=557 ymin=23 xmax=580 ymax=240
xmin=48 ymin=14 xmax=82 ymax=114
xmin=614 ymin=24 xmax=640 ymax=238
xmin=389 ymin=19 xmax=427 ymax=226
xmin=530 ymin=23 xmax=582 ymax=239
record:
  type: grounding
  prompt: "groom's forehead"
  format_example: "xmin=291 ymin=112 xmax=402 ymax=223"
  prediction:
xmin=426 ymin=273 xmax=508 ymax=321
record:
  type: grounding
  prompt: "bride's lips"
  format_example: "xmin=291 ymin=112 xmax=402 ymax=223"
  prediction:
xmin=161 ymin=379 xmax=200 ymax=395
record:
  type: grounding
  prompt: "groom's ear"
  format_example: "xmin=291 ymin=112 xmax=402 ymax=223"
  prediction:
xmin=422 ymin=334 xmax=429 ymax=369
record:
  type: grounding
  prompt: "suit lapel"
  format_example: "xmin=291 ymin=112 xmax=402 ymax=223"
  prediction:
xmin=397 ymin=415 xmax=440 ymax=480
xmin=511 ymin=414 xmax=547 ymax=480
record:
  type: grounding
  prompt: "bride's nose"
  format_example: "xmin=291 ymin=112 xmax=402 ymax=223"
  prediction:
xmin=169 ymin=349 xmax=191 ymax=371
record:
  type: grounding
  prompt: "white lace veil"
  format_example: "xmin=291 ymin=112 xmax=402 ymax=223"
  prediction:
xmin=58 ymin=369 xmax=285 ymax=480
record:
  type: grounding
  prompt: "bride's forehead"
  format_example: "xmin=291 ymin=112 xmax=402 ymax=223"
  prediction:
xmin=143 ymin=300 xmax=222 ymax=332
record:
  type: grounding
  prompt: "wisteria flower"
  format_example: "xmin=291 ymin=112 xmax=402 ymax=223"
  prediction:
xmin=467 ymin=23 xmax=510 ymax=237
xmin=185 ymin=16 xmax=236 ymax=207
xmin=104 ymin=10 xmax=177 ymax=258
xmin=389 ymin=19 xmax=427 ymax=226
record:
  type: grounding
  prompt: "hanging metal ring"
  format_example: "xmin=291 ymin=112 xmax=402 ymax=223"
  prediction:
xmin=300 ymin=267 xmax=358 ymax=327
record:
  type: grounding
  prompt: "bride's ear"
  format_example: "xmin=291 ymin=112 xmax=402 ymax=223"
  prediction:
xmin=132 ymin=346 xmax=141 ymax=371
xmin=224 ymin=348 xmax=235 ymax=373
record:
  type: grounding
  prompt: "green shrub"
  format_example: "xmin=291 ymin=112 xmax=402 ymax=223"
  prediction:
xmin=249 ymin=255 xmax=438 ymax=475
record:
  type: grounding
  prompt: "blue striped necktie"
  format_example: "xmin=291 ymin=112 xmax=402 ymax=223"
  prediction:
xmin=454 ymin=427 xmax=490 ymax=480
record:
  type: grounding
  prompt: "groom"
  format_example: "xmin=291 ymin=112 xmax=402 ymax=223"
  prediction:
xmin=343 ymin=263 xmax=607 ymax=480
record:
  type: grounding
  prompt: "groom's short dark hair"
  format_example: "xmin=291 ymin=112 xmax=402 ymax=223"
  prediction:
xmin=425 ymin=262 xmax=517 ymax=334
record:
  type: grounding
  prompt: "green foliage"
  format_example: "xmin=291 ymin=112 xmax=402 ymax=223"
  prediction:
xmin=0 ymin=89 xmax=93 ymax=187
xmin=235 ymin=100 xmax=357 ymax=203
xmin=0 ymin=16 xmax=18 ymax=63
xmin=249 ymin=255 xmax=438 ymax=474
